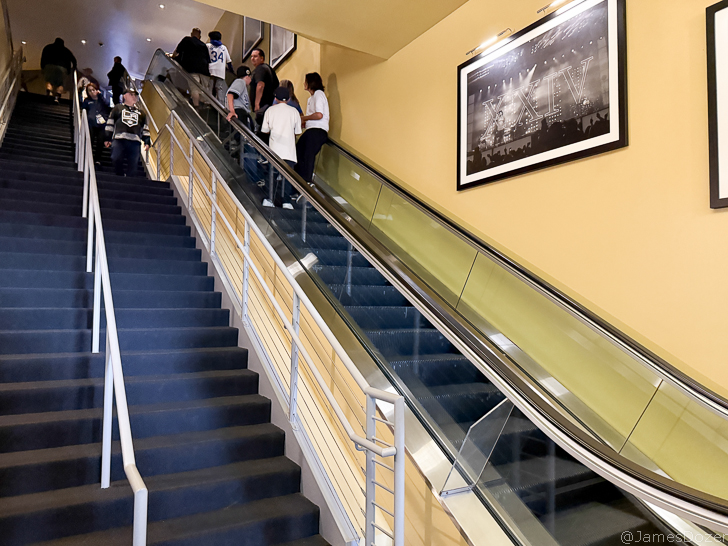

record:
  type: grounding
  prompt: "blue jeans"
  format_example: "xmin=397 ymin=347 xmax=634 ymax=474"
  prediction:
xmin=111 ymin=139 xmax=142 ymax=177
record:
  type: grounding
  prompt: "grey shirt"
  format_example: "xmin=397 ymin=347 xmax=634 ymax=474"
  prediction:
xmin=227 ymin=78 xmax=251 ymax=111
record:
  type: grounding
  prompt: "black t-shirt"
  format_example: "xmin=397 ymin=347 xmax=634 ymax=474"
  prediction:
xmin=250 ymin=63 xmax=278 ymax=110
xmin=174 ymin=36 xmax=210 ymax=76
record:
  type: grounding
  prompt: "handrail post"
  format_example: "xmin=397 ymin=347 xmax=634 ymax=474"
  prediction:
xmin=365 ymin=395 xmax=376 ymax=546
xmin=101 ymin=329 xmax=113 ymax=489
xmin=156 ymin=143 xmax=161 ymax=181
xmin=86 ymin=194 xmax=94 ymax=273
xmin=188 ymin=139 xmax=194 ymax=210
xmin=393 ymin=398 xmax=405 ymax=546
xmin=169 ymin=115 xmax=174 ymax=176
xmin=289 ymin=293 xmax=301 ymax=424
xmin=210 ymin=173 xmax=217 ymax=255
xmin=133 ymin=486 xmax=149 ymax=546
xmin=241 ymin=221 xmax=250 ymax=322
xmin=92 ymin=239 xmax=102 ymax=353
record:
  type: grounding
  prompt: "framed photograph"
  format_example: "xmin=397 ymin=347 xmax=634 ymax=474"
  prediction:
xmin=243 ymin=17 xmax=263 ymax=61
xmin=708 ymin=0 xmax=728 ymax=208
xmin=457 ymin=0 xmax=627 ymax=190
xmin=270 ymin=25 xmax=297 ymax=69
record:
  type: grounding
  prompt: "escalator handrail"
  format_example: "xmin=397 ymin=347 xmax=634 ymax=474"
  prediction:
xmin=141 ymin=50 xmax=728 ymax=532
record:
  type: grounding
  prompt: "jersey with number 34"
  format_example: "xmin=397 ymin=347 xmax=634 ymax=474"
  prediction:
xmin=207 ymin=44 xmax=231 ymax=79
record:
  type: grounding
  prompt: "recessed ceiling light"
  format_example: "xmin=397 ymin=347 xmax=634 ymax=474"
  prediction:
xmin=146 ymin=38 xmax=151 ymax=42
xmin=81 ymin=39 xmax=87 ymax=44
xmin=159 ymin=3 xmax=164 ymax=7
xmin=21 ymin=40 xmax=26 ymax=45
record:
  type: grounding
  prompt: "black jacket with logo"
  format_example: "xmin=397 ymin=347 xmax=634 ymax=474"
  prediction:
xmin=104 ymin=104 xmax=151 ymax=145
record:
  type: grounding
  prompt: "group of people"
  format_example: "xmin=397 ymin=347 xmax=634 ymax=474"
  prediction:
xmin=41 ymin=29 xmax=331 ymax=200
xmin=39 ymin=37 xmax=150 ymax=178
xmin=170 ymin=27 xmax=330 ymax=208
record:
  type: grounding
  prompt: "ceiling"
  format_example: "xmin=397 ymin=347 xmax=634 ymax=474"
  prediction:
xmin=6 ymin=0 xmax=225 ymax=80
xmin=191 ymin=0 xmax=469 ymax=59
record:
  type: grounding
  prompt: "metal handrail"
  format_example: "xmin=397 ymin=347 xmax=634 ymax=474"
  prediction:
xmin=136 ymin=59 xmax=728 ymax=535
xmin=152 ymin=110 xmax=406 ymax=546
xmin=72 ymin=71 xmax=148 ymax=546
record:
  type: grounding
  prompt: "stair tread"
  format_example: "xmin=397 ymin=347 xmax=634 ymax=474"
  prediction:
xmin=28 ymin=494 xmax=317 ymax=546
xmin=0 ymin=422 xmax=282 ymax=470
xmin=0 ymin=369 xmax=256 ymax=393
xmin=0 ymin=394 xmax=268 ymax=427
xmin=0 ymin=457 xmax=300 ymax=516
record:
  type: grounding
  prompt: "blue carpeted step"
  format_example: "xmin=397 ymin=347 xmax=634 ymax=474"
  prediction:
xmin=0 ymin=222 xmax=194 ymax=248
xmin=0 ymin=347 xmax=249 ymax=382
xmin=0 ymin=237 xmax=200 ymax=262
xmin=25 ymin=493 xmax=319 ymax=546
xmin=0 ymin=307 xmax=229 ymax=330
xmin=0 ymin=288 xmax=220 ymax=308
xmin=0 ymin=395 xmax=271 ymax=452
xmin=0 ymin=369 xmax=259 ymax=414
xmin=0 ymin=458 xmax=302 ymax=545
xmin=0 ymin=154 xmax=76 ymax=168
xmin=0 ymin=422 xmax=285 ymax=497
xmin=0 ymin=211 xmax=191 ymax=237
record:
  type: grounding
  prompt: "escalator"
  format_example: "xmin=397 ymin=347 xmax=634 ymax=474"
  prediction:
xmin=137 ymin=50 xmax=728 ymax=546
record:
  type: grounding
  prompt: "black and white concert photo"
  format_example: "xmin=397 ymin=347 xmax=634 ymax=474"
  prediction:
xmin=457 ymin=0 xmax=626 ymax=189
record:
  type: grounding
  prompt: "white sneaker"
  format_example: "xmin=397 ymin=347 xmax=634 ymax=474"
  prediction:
xmin=262 ymin=199 xmax=275 ymax=208
xmin=282 ymin=203 xmax=293 ymax=210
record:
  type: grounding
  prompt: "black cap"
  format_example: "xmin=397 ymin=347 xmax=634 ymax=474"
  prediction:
xmin=236 ymin=66 xmax=251 ymax=78
xmin=273 ymin=86 xmax=289 ymax=101
xmin=124 ymin=88 xmax=139 ymax=95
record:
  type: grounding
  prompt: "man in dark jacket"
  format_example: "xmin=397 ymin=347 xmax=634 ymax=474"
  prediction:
xmin=104 ymin=88 xmax=151 ymax=177
xmin=82 ymin=83 xmax=109 ymax=166
xmin=107 ymin=56 xmax=126 ymax=106
xmin=40 ymin=38 xmax=77 ymax=102
xmin=173 ymin=28 xmax=210 ymax=107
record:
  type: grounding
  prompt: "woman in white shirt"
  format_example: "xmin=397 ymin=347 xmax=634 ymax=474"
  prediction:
xmin=295 ymin=72 xmax=330 ymax=183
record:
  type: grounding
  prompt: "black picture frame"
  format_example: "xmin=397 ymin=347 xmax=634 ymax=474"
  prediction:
xmin=707 ymin=0 xmax=728 ymax=209
xmin=243 ymin=17 xmax=263 ymax=61
xmin=457 ymin=0 xmax=628 ymax=191
xmin=270 ymin=25 xmax=297 ymax=69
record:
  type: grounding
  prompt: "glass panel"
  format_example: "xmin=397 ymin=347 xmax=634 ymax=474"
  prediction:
xmin=476 ymin=408 xmax=677 ymax=546
xmin=626 ymin=382 xmax=728 ymax=500
xmin=442 ymin=398 xmax=514 ymax=495
xmin=314 ymin=144 xmax=383 ymax=227
xmin=458 ymin=252 xmax=661 ymax=446
xmin=369 ymin=185 xmax=479 ymax=308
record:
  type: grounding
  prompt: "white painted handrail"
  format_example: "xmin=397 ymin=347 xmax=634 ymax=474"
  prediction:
xmin=152 ymin=110 xmax=405 ymax=546
xmin=72 ymin=71 xmax=148 ymax=546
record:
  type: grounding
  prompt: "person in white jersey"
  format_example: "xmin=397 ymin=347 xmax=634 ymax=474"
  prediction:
xmin=207 ymin=31 xmax=233 ymax=104
xmin=261 ymin=86 xmax=302 ymax=209
xmin=295 ymin=72 xmax=330 ymax=184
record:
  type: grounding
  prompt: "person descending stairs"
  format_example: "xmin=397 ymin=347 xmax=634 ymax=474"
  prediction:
xmin=0 ymin=92 xmax=328 ymax=545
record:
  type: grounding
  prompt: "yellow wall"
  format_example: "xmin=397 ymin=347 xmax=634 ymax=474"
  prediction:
xmin=318 ymin=0 xmax=728 ymax=398
xmin=276 ymin=35 xmax=321 ymax=94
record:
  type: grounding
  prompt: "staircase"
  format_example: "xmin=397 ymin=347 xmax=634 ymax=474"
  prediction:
xmin=0 ymin=92 xmax=327 ymax=546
